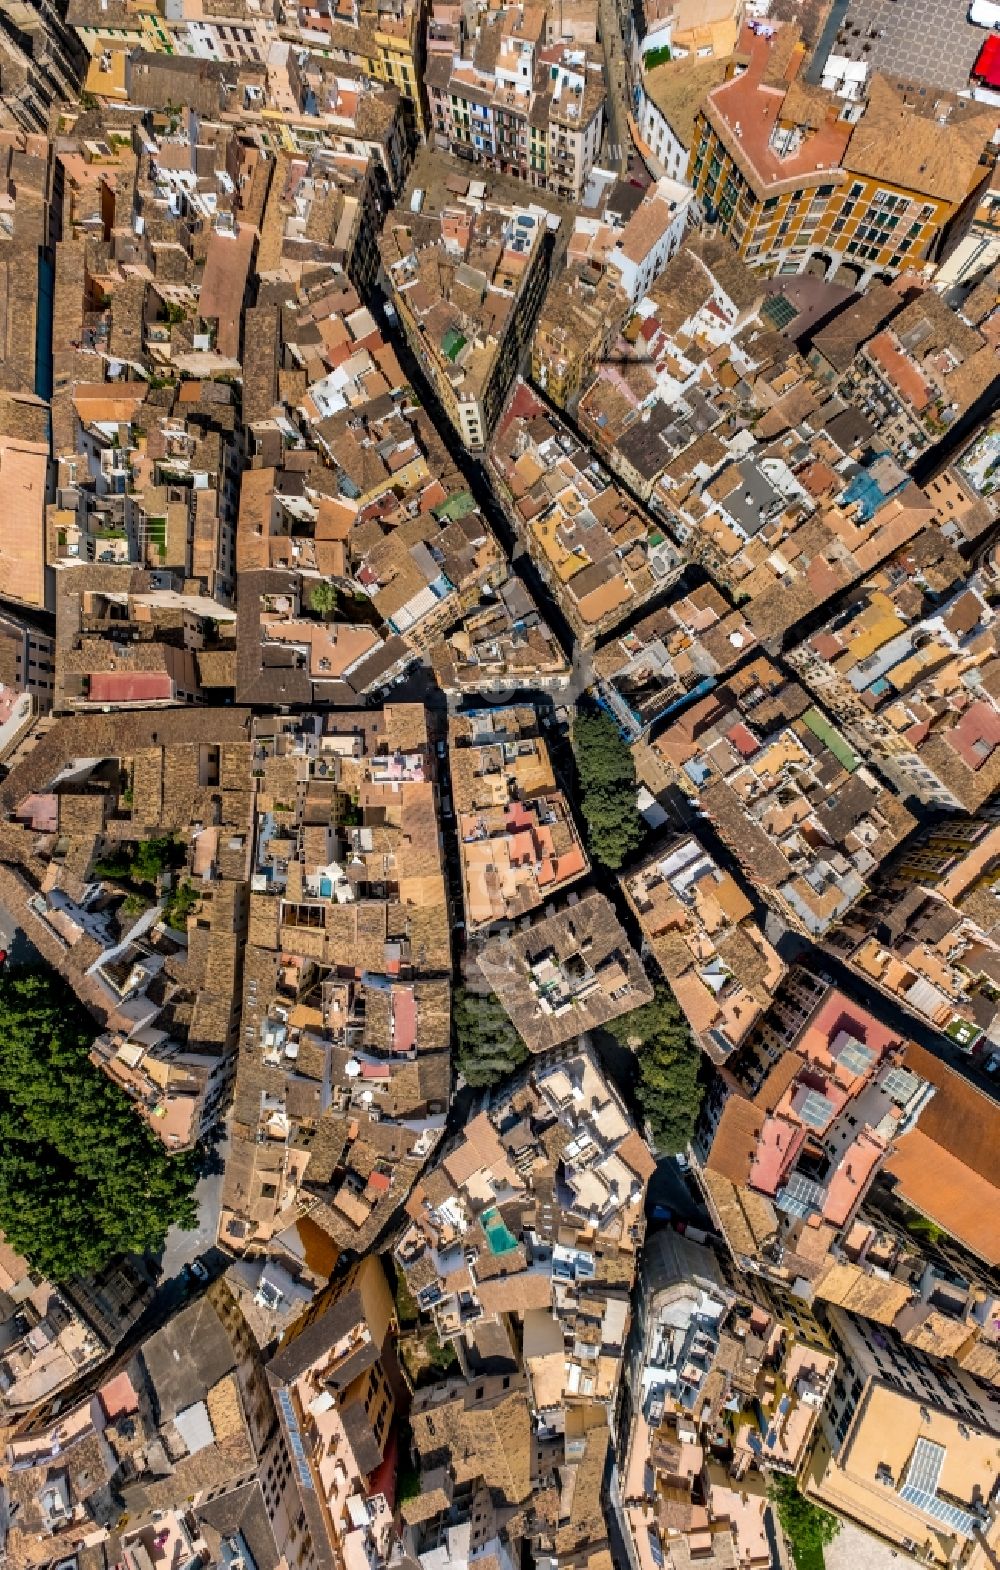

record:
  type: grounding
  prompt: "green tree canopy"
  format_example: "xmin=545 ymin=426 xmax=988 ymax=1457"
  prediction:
xmin=0 ymin=966 xmax=198 ymax=1279
xmin=769 ymin=1477 xmax=840 ymax=1570
xmin=609 ymin=983 xmax=704 ymax=1153
xmin=453 ymin=984 xmax=527 ymax=1089
xmin=572 ymin=711 xmax=646 ymax=870
xmin=394 ymin=1262 xmax=420 ymax=1327
xmin=94 ymin=834 xmax=182 ymax=887
xmin=162 ymin=880 xmax=201 ymax=932
xmin=307 ymin=579 xmax=339 ymax=619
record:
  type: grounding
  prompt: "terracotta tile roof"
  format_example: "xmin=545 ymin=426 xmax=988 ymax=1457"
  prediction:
xmin=900 ymin=1042 xmax=998 ymax=1186
xmin=884 ymin=1128 xmax=999 ymax=1266
xmin=844 ymin=75 xmax=996 ymax=206
xmin=706 ymin=1096 xmax=763 ymax=1185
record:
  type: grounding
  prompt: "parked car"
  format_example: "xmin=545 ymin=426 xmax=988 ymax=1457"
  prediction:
xmin=186 ymin=1259 xmax=209 ymax=1282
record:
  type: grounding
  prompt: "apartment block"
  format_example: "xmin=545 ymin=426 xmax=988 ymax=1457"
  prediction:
xmin=696 ymin=971 xmax=1000 ymax=1371
xmin=266 ymin=1257 xmax=403 ymax=1570
xmin=70 ymin=0 xmax=425 ymax=147
xmin=0 ymin=132 xmax=55 ymax=410
xmin=642 ymin=659 xmax=914 ymax=938
xmin=696 ymin=987 xmax=918 ymax=1288
xmin=605 ymin=176 xmax=696 ymax=301
xmin=619 ymin=1230 xmax=835 ymax=1570
xmin=788 ymin=531 xmax=1000 ymax=813
xmin=119 ymin=394 xmax=238 ymax=578
xmin=574 ymin=233 xmax=763 ymax=500
xmin=567 ymin=236 xmax=989 ymax=651
xmin=280 ymin=54 xmax=415 ymax=191
xmin=254 ymin=148 xmax=392 ymax=297
xmin=0 ymin=390 xmax=52 ymax=613
xmin=381 ymin=197 xmax=555 ymax=450
xmin=0 ymin=1276 xmax=352 ymax=1570
xmin=631 ymin=0 xmax=744 ymax=80
xmin=531 ymin=260 xmax=629 ymax=410
xmin=593 ymin=583 xmax=755 ymax=741
xmin=622 ymin=835 xmax=785 ymax=1064
xmin=835 ymin=291 xmax=999 ymax=469
xmin=219 ymin=707 xmax=450 ymax=1258
xmin=689 ymin=22 xmax=996 ymax=286
xmin=827 ymin=869 xmax=1000 ymax=1060
xmin=395 ymin=1043 xmax=655 ymax=1570
xmin=428 ymin=572 xmax=570 ymax=695
xmin=294 ymin=0 xmax=426 ymax=132
xmin=936 ymin=168 xmax=1000 ymax=292
xmin=425 ymin=4 xmax=605 ymax=202
xmin=397 ymin=1044 xmax=653 ymax=1356
xmin=696 ymin=976 xmax=1000 ymax=1310
xmin=950 ymin=416 xmax=1000 ymax=537
xmin=53 ymin=567 xmax=237 ymax=713
xmin=489 ymin=381 xmax=685 ymax=646
xmin=0 ymin=1234 xmax=106 ymax=1414
xmin=449 ymin=704 xmax=588 ymax=933
xmin=862 ymin=1039 xmax=1000 ymax=1281
xmin=0 ymin=0 xmax=81 ymax=134
xmin=0 ymin=609 xmax=56 ymax=762
xmin=633 ymin=48 xmax=731 ymax=188
xmin=280 ymin=0 xmax=427 ymax=133
xmin=235 ymin=398 xmax=505 ymax=705
xmin=0 ymin=709 xmax=252 ymax=1145
xmin=478 ymin=889 xmax=654 ymax=1053
xmin=805 ymin=1308 xmax=1000 ymax=1570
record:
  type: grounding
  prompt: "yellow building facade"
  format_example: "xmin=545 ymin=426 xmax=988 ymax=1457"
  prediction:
xmin=687 ymin=31 xmax=995 ymax=285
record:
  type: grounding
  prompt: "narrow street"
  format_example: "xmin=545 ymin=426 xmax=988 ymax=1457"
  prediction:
xmin=0 ymin=899 xmax=38 ymax=967
xmin=598 ymin=0 xmax=632 ymax=172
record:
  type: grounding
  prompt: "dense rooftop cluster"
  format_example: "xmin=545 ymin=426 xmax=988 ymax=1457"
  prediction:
xmin=2 ymin=10 xmax=1000 ymax=1570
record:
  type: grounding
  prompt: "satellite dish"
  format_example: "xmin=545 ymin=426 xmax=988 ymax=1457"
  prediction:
xmin=345 ymin=1059 xmax=361 ymax=1078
